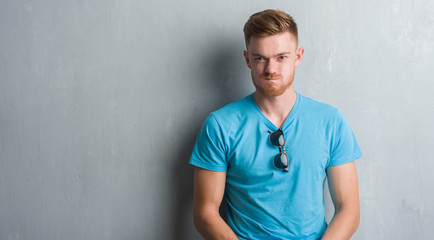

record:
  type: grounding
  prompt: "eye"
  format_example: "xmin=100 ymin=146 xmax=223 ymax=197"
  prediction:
xmin=255 ymin=57 xmax=266 ymax=62
xmin=277 ymin=56 xmax=287 ymax=61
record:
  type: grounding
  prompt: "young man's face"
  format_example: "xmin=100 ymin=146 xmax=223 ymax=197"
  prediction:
xmin=243 ymin=32 xmax=304 ymax=97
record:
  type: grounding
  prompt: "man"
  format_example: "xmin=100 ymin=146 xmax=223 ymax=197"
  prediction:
xmin=190 ymin=9 xmax=362 ymax=240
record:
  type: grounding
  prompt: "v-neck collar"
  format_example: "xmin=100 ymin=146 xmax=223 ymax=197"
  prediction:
xmin=249 ymin=91 xmax=301 ymax=132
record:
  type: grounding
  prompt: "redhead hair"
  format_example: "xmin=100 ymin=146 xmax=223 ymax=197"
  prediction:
xmin=243 ymin=9 xmax=298 ymax=48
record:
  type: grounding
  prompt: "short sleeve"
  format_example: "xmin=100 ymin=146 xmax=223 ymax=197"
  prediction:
xmin=189 ymin=113 xmax=228 ymax=172
xmin=328 ymin=110 xmax=363 ymax=167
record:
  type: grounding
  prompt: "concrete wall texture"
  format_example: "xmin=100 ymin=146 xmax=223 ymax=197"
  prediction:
xmin=1 ymin=0 xmax=433 ymax=239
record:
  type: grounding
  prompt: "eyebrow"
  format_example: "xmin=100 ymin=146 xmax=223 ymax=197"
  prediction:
xmin=251 ymin=52 xmax=292 ymax=57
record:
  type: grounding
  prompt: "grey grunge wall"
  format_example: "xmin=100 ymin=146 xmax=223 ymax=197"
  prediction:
xmin=1 ymin=0 xmax=433 ymax=239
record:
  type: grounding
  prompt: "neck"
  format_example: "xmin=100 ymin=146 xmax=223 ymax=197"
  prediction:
xmin=253 ymin=87 xmax=297 ymax=128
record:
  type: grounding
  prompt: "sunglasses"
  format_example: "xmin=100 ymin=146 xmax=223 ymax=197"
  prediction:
xmin=268 ymin=129 xmax=289 ymax=172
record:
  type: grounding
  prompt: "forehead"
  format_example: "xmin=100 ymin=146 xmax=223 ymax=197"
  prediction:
xmin=248 ymin=32 xmax=297 ymax=55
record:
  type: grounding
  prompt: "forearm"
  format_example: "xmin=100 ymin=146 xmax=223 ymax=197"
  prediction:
xmin=194 ymin=212 xmax=239 ymax=240
xmin=321 ymin=207 xmax=360 ymax=240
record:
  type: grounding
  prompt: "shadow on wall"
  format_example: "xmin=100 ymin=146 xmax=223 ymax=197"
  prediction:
xmin=171 ymin=39 xmax=247 ymax=240
xmin=200 ymin=38 xmax=249 ymax=108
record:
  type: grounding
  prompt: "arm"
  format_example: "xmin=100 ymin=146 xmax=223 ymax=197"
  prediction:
xmin=321 ymin=161 xmax=360 ymax=240
xmin=193 ymin=167 xmax=239 ymax=240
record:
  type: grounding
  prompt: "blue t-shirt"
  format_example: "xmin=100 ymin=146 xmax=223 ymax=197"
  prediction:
xmin=190 ymin=92 xmax=362 ymax=240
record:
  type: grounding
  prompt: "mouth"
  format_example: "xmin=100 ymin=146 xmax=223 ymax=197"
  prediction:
xmin=262 ymin=77 xmax=281 ymax=81
xmin=261 ymin=74 xmax=282 ymax=81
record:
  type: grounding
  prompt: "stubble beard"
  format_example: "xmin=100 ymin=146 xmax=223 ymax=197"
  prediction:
xmin=253 ymin=73 xmax=294 ymax=97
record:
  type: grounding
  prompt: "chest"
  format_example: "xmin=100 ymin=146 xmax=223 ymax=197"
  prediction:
xmin=225 ymin=121 xmax=331 ymax=181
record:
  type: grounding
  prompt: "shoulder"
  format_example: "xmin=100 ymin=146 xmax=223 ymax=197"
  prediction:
xmin=210 ymin=94 xmax=255 ymax=123
xmin=199 ymin=93 xmax=256 ymax=141
xmin=298 ymin=93 xmax=342 ymax=120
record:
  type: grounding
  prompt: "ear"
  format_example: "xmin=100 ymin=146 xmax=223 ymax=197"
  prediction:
xmin=295 ymin=47 xmax=304 ymax=66
xmin=243 ymin=50 xmax=251 ymax=69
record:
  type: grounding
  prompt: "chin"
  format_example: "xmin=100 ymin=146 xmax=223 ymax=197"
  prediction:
xmin=263 ymin=87 xmax=285 ymax=97
xmin=258 ymin=82 xmax=292 ymax=97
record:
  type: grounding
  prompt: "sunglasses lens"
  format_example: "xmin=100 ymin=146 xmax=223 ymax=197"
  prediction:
xmin=274 ymin=153 xmax=289 ymax=169
xmin=270 ymin=131 xmax=285 ymax=147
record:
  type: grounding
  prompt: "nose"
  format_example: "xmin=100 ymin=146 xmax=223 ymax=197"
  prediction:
xmin=265 ymin=59 xmax=277 ymax=75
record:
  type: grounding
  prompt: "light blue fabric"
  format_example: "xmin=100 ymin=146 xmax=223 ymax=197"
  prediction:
xmin=190 ymin=92 xmax=363 ymax=240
